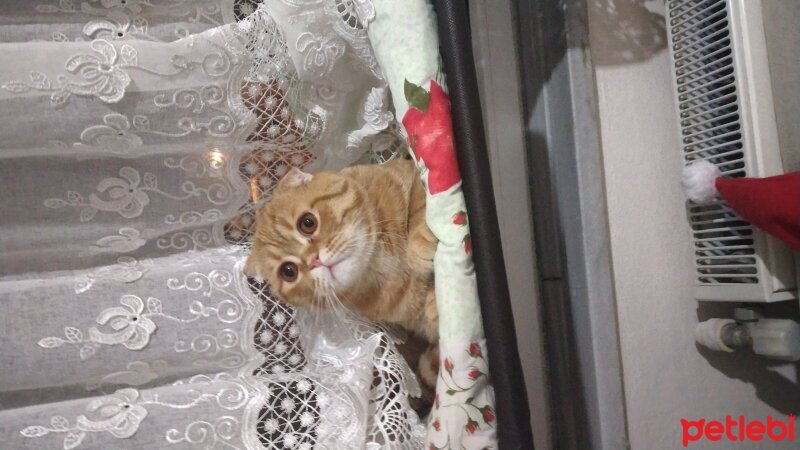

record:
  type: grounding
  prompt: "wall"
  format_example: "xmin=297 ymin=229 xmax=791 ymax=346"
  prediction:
xmin=589 ymin=1 xmax=799 ymax=449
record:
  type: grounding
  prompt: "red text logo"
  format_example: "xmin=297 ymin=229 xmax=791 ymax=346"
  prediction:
xmin=681 ymin=415 xmax=796 ymax=447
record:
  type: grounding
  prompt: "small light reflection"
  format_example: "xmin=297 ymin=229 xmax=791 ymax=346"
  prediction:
xmin=207 ymin=148 xmax=226 ymax=169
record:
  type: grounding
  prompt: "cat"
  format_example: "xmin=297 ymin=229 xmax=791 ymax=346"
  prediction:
xmin=245 ymin=158 xmax=439 ymax=413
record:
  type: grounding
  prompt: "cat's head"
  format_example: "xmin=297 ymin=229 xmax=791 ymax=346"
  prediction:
xmin=245 ymin=167 xmax=377 ymax=309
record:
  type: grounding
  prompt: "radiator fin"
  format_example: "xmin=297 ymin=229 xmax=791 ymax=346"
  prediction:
xmin=668 ymin=0 xmax=756 ymax=285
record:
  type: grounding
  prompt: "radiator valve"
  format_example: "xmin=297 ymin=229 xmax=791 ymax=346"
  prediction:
xmin=695 ymin=312 xmax=800 ymax=361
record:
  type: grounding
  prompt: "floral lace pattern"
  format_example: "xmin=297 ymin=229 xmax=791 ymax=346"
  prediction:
xmin=0 ymin=1 xmax=422 ymax=449
xmin=21 ymin=388 xmax=148 ymax=449
xmin=74 ymin=256 xmax=153 ymax=293
xmin=2 ymin=40 xmax=134 ymax=105
xmin=44 ymin=165 xmax=233 ymax=221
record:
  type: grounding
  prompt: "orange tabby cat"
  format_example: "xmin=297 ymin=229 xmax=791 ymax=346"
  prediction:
xmin=245 ymin=159 xmax=439 ymax=407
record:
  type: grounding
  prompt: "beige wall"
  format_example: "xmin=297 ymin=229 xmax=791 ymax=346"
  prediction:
xmin=589 ymin=1 xmax=798 ymax=449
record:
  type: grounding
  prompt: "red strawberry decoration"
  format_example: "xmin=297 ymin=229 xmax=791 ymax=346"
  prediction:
xmin=403 ymin=80 xmax=462 ymax=195
xmin=468 ymin=369 xmax=482 ymax=380
xmin=480 ymin=406 xmax=496 ymax=424
xmin=443 ymin=357 xmax=454 ymax=374
xmin=465 ymin=418 xmax=479 ymax=435
xmin=432 ymin=418 xmax=441 ymax=431
xmin=463 ymin=235 xmax=472 ymax=254
xmin=453 ymin=210 xmax=467 ymax=226
xmin=468 ymin=342 xmax=482 ymax=358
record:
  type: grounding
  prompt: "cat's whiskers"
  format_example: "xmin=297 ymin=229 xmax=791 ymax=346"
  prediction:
xmin=348 ymin=232 xmax=406 ymax=258
xmin=315 ymin=277 xmax=352 ymax=324
xmin=311 ymin=278 xmax=327 ymax=313
xmin=323 ymin=280 xmax=372 ymax=328
xmin=317 ymin=218 xmax=373 ymax=265
xmin=325 ymin=233 xmax=349 ymax=259
xmin=309 ymin=281 xmax=324 ymax=331
xmin=345 ymin=235 xmax=405 ymax=275
xmin=367 ymin=228 xmax=408 ymax=243
xmin=365 ymin=229 xmax=406 ymax=250
xmin=371 ymin=218 xmax=405 ymax=227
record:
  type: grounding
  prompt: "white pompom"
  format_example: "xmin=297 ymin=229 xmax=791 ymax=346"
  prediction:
xmin=681 ymin=160 xmax=721 ymax=204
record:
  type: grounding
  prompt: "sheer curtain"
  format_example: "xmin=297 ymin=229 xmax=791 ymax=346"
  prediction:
xmin=0 ymin=1 xmax=424 ymax=448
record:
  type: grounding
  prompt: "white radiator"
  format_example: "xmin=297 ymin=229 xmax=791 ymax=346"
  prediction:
xmin=666 ymin=0 xmax=799 ymax=302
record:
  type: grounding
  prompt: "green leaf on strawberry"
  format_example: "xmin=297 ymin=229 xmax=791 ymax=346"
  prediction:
xmin=404 ymin=79 xmax=430 ymax=112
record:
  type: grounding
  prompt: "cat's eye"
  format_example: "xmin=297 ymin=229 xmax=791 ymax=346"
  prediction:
xmin=279 ymin=262 xmax=298 ymax=282
xmin=297 ymin=212 xmax=317 ymax=235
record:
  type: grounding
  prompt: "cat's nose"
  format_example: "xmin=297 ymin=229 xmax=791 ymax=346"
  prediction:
xmin=308 ymin=253 xmax=322 ymax=268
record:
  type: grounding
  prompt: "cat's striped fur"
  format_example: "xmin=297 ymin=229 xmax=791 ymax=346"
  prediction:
xmin=245 ymin=159 xmax=439 ymax=411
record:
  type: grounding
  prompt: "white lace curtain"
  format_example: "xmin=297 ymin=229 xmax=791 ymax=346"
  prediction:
xmin=0 ymin=1 xmax=424 ymax=448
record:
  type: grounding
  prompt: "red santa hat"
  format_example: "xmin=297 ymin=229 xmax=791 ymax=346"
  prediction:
xmin=681 ymin=160 xmax=800 ymax=250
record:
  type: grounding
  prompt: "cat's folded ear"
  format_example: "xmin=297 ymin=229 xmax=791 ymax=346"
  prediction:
xmin=278 ymin=167 xmax=313 ymax=189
